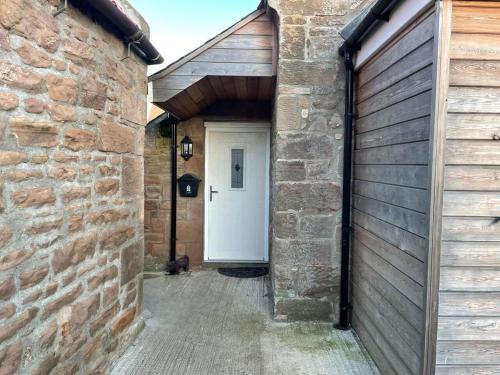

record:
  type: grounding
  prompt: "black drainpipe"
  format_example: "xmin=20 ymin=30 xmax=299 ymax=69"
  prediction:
xmin=166 ymin=116 xmax=189 ymax=275
xmin=336 ymin=47 xmax=355 ymax=331
xmin=169 ymin=120 xmax=178 ymax=269
xmin=335 ymin=0 xmax=399 ymax=330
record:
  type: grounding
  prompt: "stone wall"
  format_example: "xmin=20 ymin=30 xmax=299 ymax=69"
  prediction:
xmin=144 ymin=118 xmax=205 ymax=271
xmin=0 ymin=1 xmax=148 ymax=373
xmin=268 ymin=0 xmax=375 ymax=322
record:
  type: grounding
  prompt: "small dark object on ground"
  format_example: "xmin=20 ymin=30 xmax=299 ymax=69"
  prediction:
xmin=167 ymin=256 xmax=189 ymax=275
xmin=218 ymin=267 xmax=269 ymax=278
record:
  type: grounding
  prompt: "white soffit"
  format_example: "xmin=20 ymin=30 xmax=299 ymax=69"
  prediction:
xmin=354 ymin=0 xmax=434 ymax=70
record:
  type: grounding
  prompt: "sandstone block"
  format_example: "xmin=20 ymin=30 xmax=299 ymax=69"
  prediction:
xmin=89 ymin=303 xmax=119 ymax=336
xmin=95 ymin=178 xmax=119 ymax=196
xmin=82 ymin=335 xmax=102 ymax=362
xmin=62 ymin=271 xmax=77 ymax=287
xmin=106 ymin=58 xmax=133 ymax=88
xmin=88 ymin=208 xmax=129 ymax=225
xmin=24 ymin=98 xmax=45 ymax=113
xmin=111 ymin=307 xmax=136 ymax=336
xmin=273 ymin=238 xmax=332 ymax=265
xmin=62 ymin=186 xmax=90 ymax=203
xmin=275 ymin=213 xmax=298 ymax=239
xmin=274 ymin=298 xmax=331 ymax=321
xmin=60 ymin=333 xmax=86 ymax=362
xmin=55 ymin=152 xmax=78 ymax=163
xmin=41 ymin=284 xmax=83 ymax=320
xmin=295 ymin=264 xmax=337 ymax=298
xmin=121 ymin=241 xmax=143 ymax=285
xmin=97 ymin=120 xmax=136 ymax=154
xmin=48 ymin=166 xmax=77 ymax=181
xmin=20 ymin=264 xmax=49 ymax=289
xmin=68 ymin=214 xmax=84 ymax=232
xmin=52 ymin=233 xmax=97 ymax=273
xmin=70 ymin=294 xmax=100 ymax=326
xmin=122 ymin=157 xmax=143 ymax=197
xmin=0 ymin=307 xmax=38 ymax=342
xmin=63 ymin=39 xmax=94 ymax=65
xmin=81 ymin=77 xmax=107 ymax=110
xmin=0 ymin=304 xmax=15 ymax=321
xmin=300 ymin=215 xmax=335 ymax=239
xmin=0 ymin=186 xmax=3 ymax=214
xmin=53 ymin=60 xmax=66 ymax=71
xmin=16 ymin=43 xmax=52 ymax=68
xmin=100 ymin=226 xmax=135 ymax=250
xmin=277 ymin=133 xmax=334 ymax=160
xmin=0 ymin=277 xmax=15 ymax=301
xmin=103 ymin=282 xmax=118 ymax=307
xmin=0 ymin=151 xmax=27 ymax=166
xmin=279 ymin=60 xmax=335 ymax=86
xmin=11 ymin=187 xmax=55 ymax=208
xmin=8 ymin=169 xmax=44 ymax=182
xmin=276 ymin=160 xmax=306 ymax=181
xmin=26 ymin=218 xmax=63 ymax=235
xmin=47 ymin=103 xmax=77 ymax=122
xmin=47 ymin=74 xmax=78 ymax=104
xmin=45 ymin=283 xmax=58 ymax=298
xmin=63 ymin=128 xmax=96 ymax=151
xmin=0 ymin=249 xmax=34 ymax=271
xmin=22 ymin=290 xmax=43 ymax=304
xmin=0 ymin=61 xmax=44 ymax=92
xmin=277 ymin=0 xmax=348 ymax=16
xmin=31 ymin=154 xmax=48 ymax=164
xmin=0 ymin=92 xmax=19 ymax=111
xmin=280 ymin=26 xmax=305 ymax=59
xmin=40 ymin=321 xmax=57 ymax=349
xmin=0 ymin=226 xmax=12 ymax=249
xmin=276 ymin=182 xmax=341 ymax=212
xmin=0 ymin=0 xmax=60 ymax=52
xmin=276 ymin=95 xmax=300 ymax=130
xmin=98 ymin=165 xmax=118 ymax=176
xmin=0 ymin=29 xmax=10 ymax=51
xmin=87 ymin=265 xmax=117 ymax=290
xmin=32 ymin=353 xmax=59 ymax=375
xmin=9 ymin=117 xmax=57 ymax=148
xmin=0 ymin=341 xmax=22 ymax=375
xmin=121 ymin=91 xmax=146 ymax=125
xmin=282 ymin=15 xmax=307 ymax=25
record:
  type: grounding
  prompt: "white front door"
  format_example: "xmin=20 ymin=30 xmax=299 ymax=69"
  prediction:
xmin=204 ymin=122 xmax=270 ymax=262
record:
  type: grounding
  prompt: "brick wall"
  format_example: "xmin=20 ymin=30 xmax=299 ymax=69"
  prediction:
xmin=268 ymin=0 xmax=375 ymax=322
xmin=144 ymin=117 xmax=205 ymax=271
xmin=0 ymin=0 xmax=148 ymax=373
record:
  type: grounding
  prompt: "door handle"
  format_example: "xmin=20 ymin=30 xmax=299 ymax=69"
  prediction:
xmin=210 ymin=185 xmax=219 ymax=202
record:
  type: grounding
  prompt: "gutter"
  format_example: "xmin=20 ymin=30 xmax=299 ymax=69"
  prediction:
xmin=85 ymin=0 xmax=164 ymax=65
xmin=336 ymin=0 xmax=399 ymax=330
xmin=339 ymin=0 xmax=400 ymax=53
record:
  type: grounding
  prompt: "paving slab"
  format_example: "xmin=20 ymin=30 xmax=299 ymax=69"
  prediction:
xmin=111 ymin=270 xmax=379 ymax=375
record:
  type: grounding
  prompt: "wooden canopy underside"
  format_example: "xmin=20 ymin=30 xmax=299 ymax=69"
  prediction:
xmin=149 ymin=9 xmax=277 ymax=120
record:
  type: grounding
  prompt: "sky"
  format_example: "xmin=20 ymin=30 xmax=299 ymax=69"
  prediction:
xmin=129 ymin=0 xmax=260 ymax=75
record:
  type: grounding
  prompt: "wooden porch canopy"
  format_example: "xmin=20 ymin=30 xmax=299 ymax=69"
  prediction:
xmin=148 ymin=9 xmax=277 ymax=120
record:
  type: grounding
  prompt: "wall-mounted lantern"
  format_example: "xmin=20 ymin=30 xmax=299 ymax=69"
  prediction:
xmin=180 ymin=136 xmax=193 ymax=161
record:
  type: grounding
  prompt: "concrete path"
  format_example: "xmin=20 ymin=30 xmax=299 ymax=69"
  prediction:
xmin=111 ymin=270 xmax=379 ymax=375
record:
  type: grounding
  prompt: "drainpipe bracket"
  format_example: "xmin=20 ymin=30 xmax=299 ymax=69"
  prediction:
xmin=121 ymin=42 xmax=132 ymax=62
xmin=53 ymin=0 xmax=68 ymax=16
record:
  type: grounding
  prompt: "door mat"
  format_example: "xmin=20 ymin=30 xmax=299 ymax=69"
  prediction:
xmin=218 ymin=267 xmax=269 ymax=278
